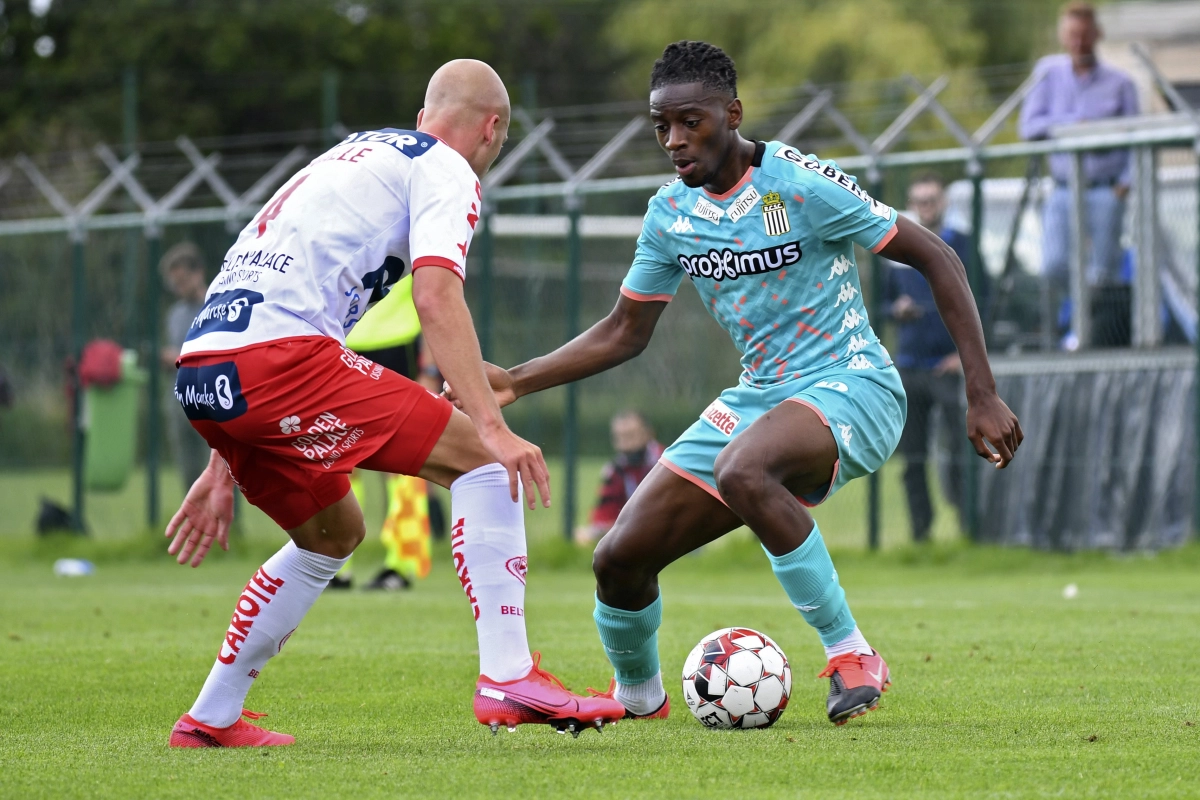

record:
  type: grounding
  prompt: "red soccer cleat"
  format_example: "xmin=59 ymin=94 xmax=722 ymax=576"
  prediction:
xmin=818 ymin=650 xmax=890 ymax=725
xmin=587 ymin=678 xmax=670 ymax=720
xmin=169 ymin=709 xmax=296 ymax=747
xmin=474 ymin=652 xmax=626 ymax=737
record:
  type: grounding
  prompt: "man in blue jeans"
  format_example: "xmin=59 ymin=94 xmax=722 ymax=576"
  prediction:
xmin=1019 ymin=1 xmax=1138 ymax=343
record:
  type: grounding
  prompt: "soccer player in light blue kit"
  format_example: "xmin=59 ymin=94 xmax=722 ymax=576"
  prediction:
xmin=450 ymin=42 xmax=1023 ymax=725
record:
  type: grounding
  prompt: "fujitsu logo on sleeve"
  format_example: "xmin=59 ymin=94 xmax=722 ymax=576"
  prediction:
xmin=451 ymin=518 xmax=480 ymax=621
xmin=217 ymin=567 xmax=286 ymax=665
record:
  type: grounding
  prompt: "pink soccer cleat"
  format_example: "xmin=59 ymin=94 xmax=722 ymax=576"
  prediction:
xmin=169 ymin=709 xmax=296 ymax=747
xmin=819 ymin=650 xmax=891 ymax=725
xmin=587 ymin=678 xmax=670 ymax=720
xmin=474 ymin=652 xmax=627 ymax=737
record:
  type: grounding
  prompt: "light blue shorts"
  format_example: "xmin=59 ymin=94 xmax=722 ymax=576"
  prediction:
xmin=660 ymin=366 xmax=907 ymax=506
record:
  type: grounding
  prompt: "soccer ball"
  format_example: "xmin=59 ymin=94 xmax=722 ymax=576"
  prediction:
xmin=681 ymin=627 xmax=791 ymax=729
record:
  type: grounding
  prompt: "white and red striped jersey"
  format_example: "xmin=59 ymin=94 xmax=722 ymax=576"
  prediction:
xmin=180 ymin=128 xmax=481 ymax=357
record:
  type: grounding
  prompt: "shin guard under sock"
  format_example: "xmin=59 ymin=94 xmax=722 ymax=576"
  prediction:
xmin=188 ymin=541 xmax=346 ymax=728
xmin=594 ymin=595 xmax=662 ymax=685
xmin=764 ymin=523 xmax=857 ymax=647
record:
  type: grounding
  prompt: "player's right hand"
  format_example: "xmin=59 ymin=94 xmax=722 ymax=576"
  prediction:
xmin=443 ymin=362 xmax=517 ymax=409
xmin=477 ymin=424 xmax=551 ymax=509
xmin=165 ymin=466 xmax=234 ymax=567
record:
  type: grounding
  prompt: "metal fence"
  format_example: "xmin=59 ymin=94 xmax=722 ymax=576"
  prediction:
xmin=1 ymin=55 xmax=1197 ymax=548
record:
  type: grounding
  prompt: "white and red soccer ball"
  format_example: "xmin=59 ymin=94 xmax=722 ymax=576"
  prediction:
xmin=682 ymin=627 xmax=791 ymax=729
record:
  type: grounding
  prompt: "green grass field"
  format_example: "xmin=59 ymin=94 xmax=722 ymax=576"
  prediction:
xmin=2 ymin=534 xmax=1199 ymax=799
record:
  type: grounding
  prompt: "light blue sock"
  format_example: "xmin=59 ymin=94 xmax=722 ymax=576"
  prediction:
xmin=593 ymin=595 xmax=662 ymax=684
xmin=764 ymin=523 xmax=857 ymax=647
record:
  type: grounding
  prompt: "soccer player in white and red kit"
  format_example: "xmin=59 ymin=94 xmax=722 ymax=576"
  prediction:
xmin=165 ymin=60 xmax=624 ymax=747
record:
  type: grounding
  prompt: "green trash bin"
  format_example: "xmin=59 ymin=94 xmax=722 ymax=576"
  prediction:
xmin=83 ymin=349 xmax=147 ymax=492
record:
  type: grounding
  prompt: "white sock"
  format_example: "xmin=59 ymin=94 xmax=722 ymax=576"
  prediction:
xmin=615 ymin=671 xmax=666 ymax=716
xmin=188 ymin=541 xmax=347 ymax=728
xmin=450 ymin=464 xmax=534 ymax=683
xmin=823 ymin=625 xmax=873 ymax=659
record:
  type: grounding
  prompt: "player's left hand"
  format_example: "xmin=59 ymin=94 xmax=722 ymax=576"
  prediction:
xmin=966 ymin=392 xmax=1023 ymax=469
xmin=165 ymin=466 xmax=234 ymax=567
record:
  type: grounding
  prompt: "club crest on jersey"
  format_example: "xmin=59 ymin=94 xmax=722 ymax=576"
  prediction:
xmin=761 ymin=192 xmax=791 ymax=236
xmin=727 ymin=185 xmax=761 ymax=223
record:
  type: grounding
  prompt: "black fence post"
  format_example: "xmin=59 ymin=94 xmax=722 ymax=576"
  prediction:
xmin=964 ymin=158 xmax=985 ymax=542
xmin=145 ymin=231 xmax=162 ymax=528
xmin=867 ymin=172 xmax=884 ymax=551
xmin=563 ymin=199 xmax=582 ymax=541
xmin=70 ymin=233 xmax=86 ymax=532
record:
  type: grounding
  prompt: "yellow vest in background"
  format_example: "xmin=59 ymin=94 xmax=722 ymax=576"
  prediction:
xmin=345 ymin=274 xmax=422 ymax=351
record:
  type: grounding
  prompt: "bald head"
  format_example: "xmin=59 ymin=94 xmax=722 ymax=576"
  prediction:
xmin=418 ymin=60 xmax=511 ymax=177
xmin=425 ymin=59 xmax=509 ymax=121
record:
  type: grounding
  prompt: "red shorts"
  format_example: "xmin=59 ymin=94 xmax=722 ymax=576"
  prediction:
xmin=176 ymin=336 xmax=453 ymax=529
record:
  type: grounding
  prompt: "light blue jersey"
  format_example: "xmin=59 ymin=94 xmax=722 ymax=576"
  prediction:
xmin=624 ymin=141 xmax=898 ymax=387
xmin=625 ymin=141 xmax=908 ymax=505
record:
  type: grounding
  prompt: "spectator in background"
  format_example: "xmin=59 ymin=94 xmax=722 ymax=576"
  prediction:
xmin=1018 ymin=1 xmax=1138 ymax=343
xmin=575 ymin=411 xmax=663 ymax=545
xmin=159 ymin=242 xmax=211 ymax=493
xmin=885 ymin=174 xmax=968 ymax=543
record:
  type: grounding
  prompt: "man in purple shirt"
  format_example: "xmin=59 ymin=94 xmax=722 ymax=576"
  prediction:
xmin=1019 ymin=2 xmax=1138 ymax=317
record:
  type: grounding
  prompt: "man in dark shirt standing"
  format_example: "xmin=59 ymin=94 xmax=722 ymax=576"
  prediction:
xmin=885 ymin=174 xmax=968 ymax=542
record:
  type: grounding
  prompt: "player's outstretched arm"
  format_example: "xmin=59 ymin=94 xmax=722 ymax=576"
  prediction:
xmin=412 ymin=266 xmax=551 ymax=508
xmin=165 ymin=448 xmax=234 ymax=567
xmin=446 ymin=295 xmax=666 ymax=409
xmin=878 ymin=216 xmax=1023 ymax=468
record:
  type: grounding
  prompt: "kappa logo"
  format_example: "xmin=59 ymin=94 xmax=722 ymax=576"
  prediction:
xmin=814 ymin=380 xmax=849 ymax=392
xmin=845 ymin=333 xmax=870 ymax=355
xmin=505 ymin=555 xmax=528 ymax=585
xmin=279 ymin=415 xmax=301 ymax=434
xmin=833 ymin=281 xmax=859 ymax=308
xmin=692 ymin=196 xmax=725 ymax=225
xmin=828 ymin=255 xmax=854 ymax=279
xmin=837 ymin=423 xmax=854 ymax=448
xmin=727 ymin=184 xmax=761 ymax=223
xmin=839 ymin=307 xmax=866 ymax=333
xmin=847 ymin=354 xmax=873 ymax=370
xmin=669 ymin=215 xmax=695 ymax=234
xmin=760 ymin=191 xmax=791 ymax=236
xmin=701 ymin=398 xmax=740 ymax=436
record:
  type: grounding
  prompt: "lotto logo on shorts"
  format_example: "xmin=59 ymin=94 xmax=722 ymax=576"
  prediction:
xmin=701 ymin=399 xmax=741 ymax=437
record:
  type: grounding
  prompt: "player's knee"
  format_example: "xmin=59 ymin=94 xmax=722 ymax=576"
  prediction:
xmin=592 ymin=532 xmax=642 ymax=591
xmin=713 ymin=448 xmax=768 ymax=512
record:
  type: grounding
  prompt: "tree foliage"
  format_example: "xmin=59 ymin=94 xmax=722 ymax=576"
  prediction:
xmin=607 ymin=0 xmax=1062 ymax=110
xmin=0 ymin=0 xmax=622 ymax=152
